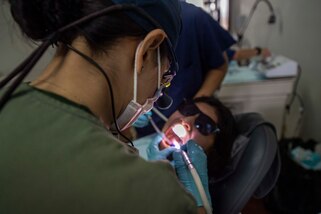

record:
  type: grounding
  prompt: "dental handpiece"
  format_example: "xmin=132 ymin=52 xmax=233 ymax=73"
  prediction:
xmin=181 ymin=150 xmax=194 ymax=169
xmin=180 ymin=150 xmax=213 ymax=214
xmin=148 ymin=112 xmax=212 ymax=212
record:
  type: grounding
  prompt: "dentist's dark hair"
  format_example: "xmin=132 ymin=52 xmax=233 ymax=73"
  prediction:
xmin=8 ymin=0 xmax=146 ymax=54
xmin=194 ymin=96 xmax=238 ymax=178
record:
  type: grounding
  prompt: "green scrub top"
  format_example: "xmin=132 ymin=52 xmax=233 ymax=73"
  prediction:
xmin=0 ymin=83 xmax=197 ymax=214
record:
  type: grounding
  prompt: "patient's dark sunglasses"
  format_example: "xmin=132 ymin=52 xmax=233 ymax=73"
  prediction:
xmin=178 ymin=100 xmax=220 ymax=136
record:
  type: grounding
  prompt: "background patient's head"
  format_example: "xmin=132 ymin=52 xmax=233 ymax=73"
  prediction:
xmin=162 ymin=96 xmax=238 ymax=176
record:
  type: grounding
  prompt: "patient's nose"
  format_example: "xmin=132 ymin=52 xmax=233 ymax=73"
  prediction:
xmin=181 ymin=120 xmax=191 ymax=132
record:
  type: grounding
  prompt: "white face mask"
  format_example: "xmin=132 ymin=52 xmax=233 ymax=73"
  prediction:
xmin=112 ymin=42 xmax=164 ymax=131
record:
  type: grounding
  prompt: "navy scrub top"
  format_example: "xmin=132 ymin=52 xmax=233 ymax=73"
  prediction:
xmin=136 ymin=1 xmax=236 ymax=137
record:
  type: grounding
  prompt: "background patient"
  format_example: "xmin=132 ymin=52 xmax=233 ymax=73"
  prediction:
xmin=160 ymin=96 xmax=238 ymax=180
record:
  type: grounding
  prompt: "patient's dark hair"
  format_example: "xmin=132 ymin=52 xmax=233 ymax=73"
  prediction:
xmin=193 ymin=96 xmax=238 ymax=178
xmin=8 ymin=0 xmax=146 ymax=54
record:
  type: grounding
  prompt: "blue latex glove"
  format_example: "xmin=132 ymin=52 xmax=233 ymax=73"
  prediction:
xmin=132 ymin=111 xmax=152 ymax=128
xmin=147 ymin=134 xmax=176 ymax=161
xmin=172 ymin=140 xmax=211 ymax=207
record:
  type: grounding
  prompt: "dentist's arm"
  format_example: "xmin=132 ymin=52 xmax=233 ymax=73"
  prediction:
xmin=194 ymin=53 xmax=228 ymax=98
xmin=233 ymin=47 xmax=271 ymax=60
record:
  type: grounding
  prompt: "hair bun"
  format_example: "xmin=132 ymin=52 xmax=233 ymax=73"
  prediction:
xmin=9 ymin=0 xmax=82 ymax=40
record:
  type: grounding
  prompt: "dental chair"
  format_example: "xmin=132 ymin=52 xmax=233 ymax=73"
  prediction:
xmin=209 ymin=112 xmax=281 ymax=214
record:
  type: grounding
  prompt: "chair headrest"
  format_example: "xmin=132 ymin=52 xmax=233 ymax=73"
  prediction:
xmin=210 ymin=113 xmax=280 ymax=197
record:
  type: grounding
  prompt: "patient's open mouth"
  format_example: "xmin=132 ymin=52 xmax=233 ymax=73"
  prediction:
xmin=164 ymin=127 xmax=183 ymax=147
xmin=162 ymin=122 xmax=190 ymax=148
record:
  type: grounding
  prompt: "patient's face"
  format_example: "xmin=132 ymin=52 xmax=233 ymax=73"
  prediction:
xmin=161 ymin=102 xmax=218 ymax=153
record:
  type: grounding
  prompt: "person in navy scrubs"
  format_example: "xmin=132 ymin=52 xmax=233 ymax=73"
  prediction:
xmin=136 ymin=0 xmax=236 ymax=137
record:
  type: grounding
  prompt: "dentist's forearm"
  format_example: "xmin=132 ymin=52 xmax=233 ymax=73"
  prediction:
xmin=194 ymin=53 xmax=228 ymax=97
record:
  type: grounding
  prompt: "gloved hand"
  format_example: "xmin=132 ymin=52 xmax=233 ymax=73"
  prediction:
xmin=147 ymin=134 xmax=176 ymax=161
xmin=132 ymin=111 xmax=152 ymax=128
xmin=172 ymin=140 xmax=211 ymax=207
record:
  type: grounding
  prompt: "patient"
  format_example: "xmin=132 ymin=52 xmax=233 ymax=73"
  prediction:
xmin=159 ymin=96 xmax=238 ymax=178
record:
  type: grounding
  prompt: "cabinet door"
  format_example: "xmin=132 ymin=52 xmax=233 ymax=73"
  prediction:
xmin=219 ymin=94 xmax=290 ymax=139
